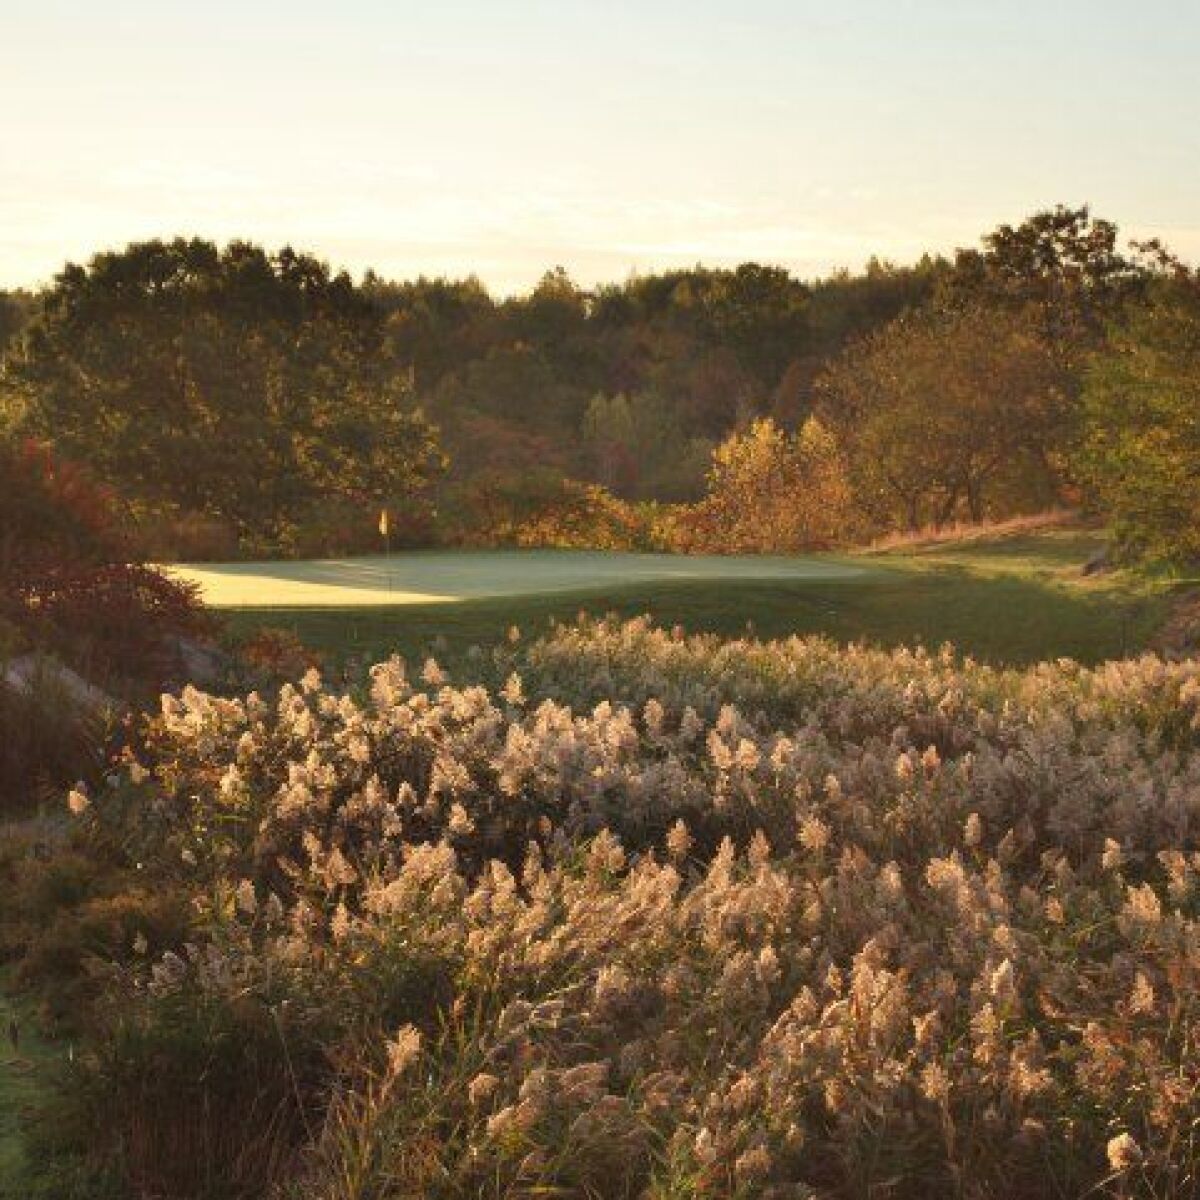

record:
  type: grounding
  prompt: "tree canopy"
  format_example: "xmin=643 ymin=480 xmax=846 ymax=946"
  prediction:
xmin=1 ymin=208 xmax=1193 ymax=561
xmin=818 ymin=304 xmax=1071 ymax=529
xmin=1080 ymin=280 xmax=1200 ymax=562
xmin=6 ymin=240 xmax=443 ymax=547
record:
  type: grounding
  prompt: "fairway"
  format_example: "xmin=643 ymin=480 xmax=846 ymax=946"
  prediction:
xmin=172 ymin=550 xmax=872 ymax=608
xmin=205 ymin=529 xmax=1172 ymax=668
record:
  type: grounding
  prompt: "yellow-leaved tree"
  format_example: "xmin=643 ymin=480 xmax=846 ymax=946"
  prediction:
xmin=672 ymin=416 xmax=858 ymax=552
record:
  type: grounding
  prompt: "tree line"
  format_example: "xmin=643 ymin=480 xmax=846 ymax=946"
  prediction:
xmin=1 ymin=206 xmax=1196 ymax=562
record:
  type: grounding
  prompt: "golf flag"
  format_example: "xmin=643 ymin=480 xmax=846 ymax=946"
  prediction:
xmin=379 ymin=508 xmax=390 ymax=538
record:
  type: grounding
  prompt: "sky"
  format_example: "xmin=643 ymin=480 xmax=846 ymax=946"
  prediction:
xmin=1 ymin=0 xmax=1198 ymax=295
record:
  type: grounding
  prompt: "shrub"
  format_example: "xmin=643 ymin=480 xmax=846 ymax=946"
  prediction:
xmin=232 ymin=626 xmax=324 ymax=684
xmin=17 ymin=886 xmax=194 ymax=1025
xmin=0 ymin=438 xmax=209 ymax=690
xmin=16 ymin=621 xmax=1200 ymax=1197
xmin=132 ymin=507 xmax=242 ymax=562
xmin=0 ymin=662 xmax=109 ymax=813
xmin=289 ymin=495 xmax=435 ymax=558
xmin=443 ymin=468 xmax=659 ymax=550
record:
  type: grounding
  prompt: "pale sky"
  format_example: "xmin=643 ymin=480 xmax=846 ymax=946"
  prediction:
xmin=2 ymin=0 xmax=1198 ymax=294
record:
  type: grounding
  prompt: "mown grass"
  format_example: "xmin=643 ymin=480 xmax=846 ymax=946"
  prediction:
xmin=219 ymin=528 xmax=1171 ymax=668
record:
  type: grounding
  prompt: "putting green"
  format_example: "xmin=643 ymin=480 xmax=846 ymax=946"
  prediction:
xmin=171 ymin=550 xmax=872 ymax=608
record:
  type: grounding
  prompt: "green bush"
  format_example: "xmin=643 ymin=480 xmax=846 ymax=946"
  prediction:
xmin=1080 ymin=281 xmax=1200 ymax=563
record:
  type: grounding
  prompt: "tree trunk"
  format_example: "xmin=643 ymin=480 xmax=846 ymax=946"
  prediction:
xmin=966 ymin=477 xmax=984 ymax=523
xmin=906 ymin=495 xmax=921 ymax=531
xmin=936 ymin=485 xmax=960 ymax=528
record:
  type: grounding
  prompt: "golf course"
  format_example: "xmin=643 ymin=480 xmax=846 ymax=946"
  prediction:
xmin=173 ymin=527 xmax=1175 ymax=668
xmin=172 ymin=549 xmax=871 ymax=607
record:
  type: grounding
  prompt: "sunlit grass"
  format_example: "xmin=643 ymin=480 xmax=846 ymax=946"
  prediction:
xmin=172 ymin=550 xmax=871 ymax=608
xmin=218 ymin=529 xmax=1169 ymax=668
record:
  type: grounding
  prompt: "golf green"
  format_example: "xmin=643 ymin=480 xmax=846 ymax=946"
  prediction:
xmin=171 ymin=549 xmax=872 ymax=608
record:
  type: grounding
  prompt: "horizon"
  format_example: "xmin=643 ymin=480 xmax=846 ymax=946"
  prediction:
xmin=3 ymin=0 xmax=1199 ymax=295
xmin=4 ymin=205 xmax=1196 ymax=301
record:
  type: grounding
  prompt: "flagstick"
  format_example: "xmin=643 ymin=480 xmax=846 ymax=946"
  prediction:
xmin=380 ymin=508 xmax=394 ymax=593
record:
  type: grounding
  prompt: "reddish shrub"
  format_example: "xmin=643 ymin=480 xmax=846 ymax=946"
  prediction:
xmin=235 ymin=626 xmax=323 ymax=680
xmin=0 ymin=439 xmax=208 ymax=687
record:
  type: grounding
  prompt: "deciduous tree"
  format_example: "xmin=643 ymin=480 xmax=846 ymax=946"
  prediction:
xmin=818 ymin=305 xmax=1071 ymax=529
xmin=676 ymin=416 xmax=857 ymax=551
xmin=1079 ymin=280 xmax=1200 ymax=562
xmin=6 ymin=240 xmax=444 ymax=545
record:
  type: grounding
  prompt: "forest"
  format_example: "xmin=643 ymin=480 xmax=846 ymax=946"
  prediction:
xmin=3 ymin=204 xmax=1196 ymax=564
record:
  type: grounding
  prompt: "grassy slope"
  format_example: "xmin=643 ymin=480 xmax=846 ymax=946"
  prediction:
xmin=0 ymin=968 xmax=65 ymax=1198
xmin=219 ymin=527 xmax=1171 ymax=668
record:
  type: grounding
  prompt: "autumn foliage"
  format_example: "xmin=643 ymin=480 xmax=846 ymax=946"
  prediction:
xmin=0 ymin=439 xmax=207 ymax=686
xmin=672 ymin=417 xmax=858 ymax=552
xmin=4 ymin=209 xmax=1196 ymax=560
xmin=443 ymin=468 xmax=660 ymax=550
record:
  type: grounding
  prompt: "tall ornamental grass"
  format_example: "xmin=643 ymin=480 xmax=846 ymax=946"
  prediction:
xmin=28 ymin=619 xmax=1200 ymax=1198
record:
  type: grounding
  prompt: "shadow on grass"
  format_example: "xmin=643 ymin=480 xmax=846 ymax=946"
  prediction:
xmin=219 ymin=566 xmax=1167 ymax=671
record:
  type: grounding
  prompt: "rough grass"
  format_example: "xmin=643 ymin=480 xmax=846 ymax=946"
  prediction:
xmin=218 ymin=528 xmax=1170 ymax=668
xmin=28 ymin=616 xmax=1200 ymax=1197
xmin=861 ymin=507 xmax=1081 ymax=553
xmin=0 ymin=966 xmax=69 ymax=1197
